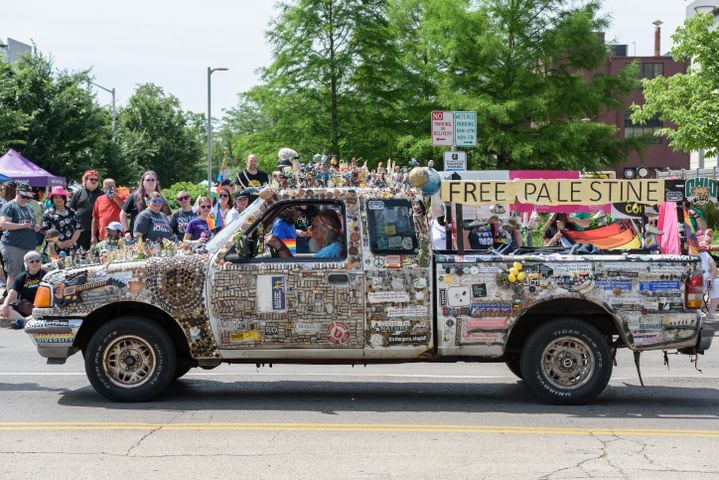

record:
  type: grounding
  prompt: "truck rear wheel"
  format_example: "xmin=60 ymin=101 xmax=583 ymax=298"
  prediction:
xmin=85 ymin=316 xmax=176 ymax=402
xmin=520 ymin=318 xmax=612 ymax=404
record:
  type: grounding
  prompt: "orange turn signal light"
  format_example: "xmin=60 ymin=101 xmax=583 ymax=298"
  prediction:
xmin=34 ymin=285 xmax=52 ymax=308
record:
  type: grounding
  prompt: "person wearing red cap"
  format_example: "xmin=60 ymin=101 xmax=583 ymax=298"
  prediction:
xmin=41 ymin=186 xmax=82 ymax=254
xmin=69 ymin=170 xmax=103 ymax=250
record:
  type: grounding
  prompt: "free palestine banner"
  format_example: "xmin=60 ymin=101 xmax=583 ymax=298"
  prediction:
xmin=441 ymin=179 xmax=666 ymax=206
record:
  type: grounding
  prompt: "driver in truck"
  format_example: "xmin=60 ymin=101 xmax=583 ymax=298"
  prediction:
xmin=266 ymin=210 xmax=344 ymax=259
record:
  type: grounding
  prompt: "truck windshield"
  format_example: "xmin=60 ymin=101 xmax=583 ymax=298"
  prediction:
xmin=205 ymin=199 xmax=266 ymax=253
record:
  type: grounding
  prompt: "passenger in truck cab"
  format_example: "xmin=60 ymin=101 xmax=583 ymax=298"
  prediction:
xmin=266 ymin=210 xmax=344 ymax=259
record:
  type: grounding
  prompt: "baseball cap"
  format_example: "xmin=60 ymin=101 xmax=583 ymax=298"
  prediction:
xmin=105 ymin=221 xmax=123 ymax=232
xmin=16 ymin=184 xmax=34 ymax=197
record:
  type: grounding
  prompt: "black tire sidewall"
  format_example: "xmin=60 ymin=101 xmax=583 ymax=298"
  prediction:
xmin=520 ymin=318 xmax=612 ymax=405
xmin=85 ymin=317 xmax=177 ymax=402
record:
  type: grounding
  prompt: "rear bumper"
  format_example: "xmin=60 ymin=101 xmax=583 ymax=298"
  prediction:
xmin=24 ymin=317 xmax=83 ymax=360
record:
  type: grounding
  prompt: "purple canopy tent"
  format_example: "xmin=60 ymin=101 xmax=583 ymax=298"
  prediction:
xmin=0 ymin=149 xmax=66 ymax=188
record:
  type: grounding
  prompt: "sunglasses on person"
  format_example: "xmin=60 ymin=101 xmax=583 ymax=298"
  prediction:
xmin=177 ymin=195 xmax=190 ymax=201
xmin=220 ymin=193 xmax=230 ymax=198
xmin=27 ymin=259 xmax=40 ymax=264
xmin=88 ymin=178 xmax=99 ymax=182
xmin=150 ymin=198 xmax=164 ymax=204
xmin=199 ymin=204 xmax=212 ymax=210
xmin=144 ymin=178 xmax=157 ymax=183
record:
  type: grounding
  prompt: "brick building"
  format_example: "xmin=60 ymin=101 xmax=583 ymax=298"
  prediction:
xmin=597 ymin=24 xmax=689 ymax=179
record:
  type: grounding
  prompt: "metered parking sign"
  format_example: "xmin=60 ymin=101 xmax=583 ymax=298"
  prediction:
xmin=443 ymin=151 xmax=467 ymax=171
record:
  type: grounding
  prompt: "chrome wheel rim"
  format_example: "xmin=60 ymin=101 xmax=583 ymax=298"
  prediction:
xmin=540 ymin=336 xmax=595 ymax=390
xmin=103 ymin=335 xmax=156 ymax=388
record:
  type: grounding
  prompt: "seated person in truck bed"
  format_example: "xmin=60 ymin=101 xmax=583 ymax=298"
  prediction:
xmin=267 ymin=210 xmax=344 ymax=259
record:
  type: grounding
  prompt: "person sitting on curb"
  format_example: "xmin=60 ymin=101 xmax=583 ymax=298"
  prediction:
xmin=0 ymin=251 xmax=46 ymax=329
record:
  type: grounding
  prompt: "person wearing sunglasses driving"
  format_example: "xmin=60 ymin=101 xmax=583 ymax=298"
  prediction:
xmin=169 ymin=191 xmax=197 ymax=238
xmin=132 ymin=192 xmax=174 ymax=242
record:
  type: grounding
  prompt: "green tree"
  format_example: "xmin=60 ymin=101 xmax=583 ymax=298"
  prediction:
xmin=117 ymin=84 xmax=204 ymax=186
xmin=418 ymin=0 xmax=639 ymax=170
xmin=631 ymin=13 xmax=719 ymax=157
xmin=0 ymin=54 xmax=118 ymax=181
xmin=228 ymin=0 xmax=409 ymax=167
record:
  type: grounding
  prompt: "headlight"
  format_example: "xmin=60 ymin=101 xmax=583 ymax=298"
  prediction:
xmin=34 ymin=285 xmax=52 ymax=308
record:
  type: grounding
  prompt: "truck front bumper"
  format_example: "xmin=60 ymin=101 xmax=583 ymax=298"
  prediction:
xmin=24 ymin=317 xmax=83 ymax=361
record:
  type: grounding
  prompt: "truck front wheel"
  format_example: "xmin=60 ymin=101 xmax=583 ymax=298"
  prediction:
xmin=85 ymin=316 xmax=177 ymax=402
xmin=520 ymin=318 xmax=612 ymax=404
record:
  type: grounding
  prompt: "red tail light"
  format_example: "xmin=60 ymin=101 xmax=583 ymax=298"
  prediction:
xmin=685 ymin=273 xmax=704 ymax=309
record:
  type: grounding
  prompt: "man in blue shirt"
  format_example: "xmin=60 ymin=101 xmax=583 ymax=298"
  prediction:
xmin=267 ymin=210 xmax=344 ymax=259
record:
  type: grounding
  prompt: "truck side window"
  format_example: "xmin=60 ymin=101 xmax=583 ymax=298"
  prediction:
xmin=366 ymin=198 xmax=418 ymax=255
xmin=254 ymin=200 xmax=347 ymax=261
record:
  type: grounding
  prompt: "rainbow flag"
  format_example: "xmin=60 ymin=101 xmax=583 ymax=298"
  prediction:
xmin=210 ymin=203 xmax=224 ymax=230
xmin=282 ymin=238 xmax=297 ymax=255
xmin=206 ymin=212 xmax=219 ymax=231
xmin=683 ymin=207 xmax=699 ymax=255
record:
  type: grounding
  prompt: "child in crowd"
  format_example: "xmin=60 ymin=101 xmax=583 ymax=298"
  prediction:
xmin=41 ymin=229 xmax=61 ymax=265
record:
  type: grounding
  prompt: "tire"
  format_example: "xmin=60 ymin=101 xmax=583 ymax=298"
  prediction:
xmin=520 ymin=318 xmax=612 ymax=405
xmin=85 ymin=316 xmax=177 ymax=402
xmin=505 ymin=352 xmax=522 ymax=379
xmin=173 ymin=362 xmax=193 ymax=381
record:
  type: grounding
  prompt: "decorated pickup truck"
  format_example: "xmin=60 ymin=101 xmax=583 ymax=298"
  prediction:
xmin=25 ymin=183 xmax=714 ymax=404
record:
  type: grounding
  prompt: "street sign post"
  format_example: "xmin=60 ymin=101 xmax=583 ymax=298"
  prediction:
xmin=431 ymin=111 xmax=454 ymax=146
xmin=453 ymin=111 xmax=477 ymax=147
xmin=444 ymin=151 xmax=467 ymax=171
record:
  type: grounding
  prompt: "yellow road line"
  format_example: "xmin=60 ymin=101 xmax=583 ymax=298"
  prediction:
xmin=0 ymin=422 xmax=718 ymax=437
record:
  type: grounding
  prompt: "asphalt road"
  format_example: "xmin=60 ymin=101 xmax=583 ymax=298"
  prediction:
xmin=1 ymin=327 xmax=718 ymax=479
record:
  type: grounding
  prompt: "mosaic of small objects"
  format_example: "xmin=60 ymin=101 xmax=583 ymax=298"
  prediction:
xmin=210 ymin=261 xmax=363 ymax=348
xmin=43 ymin=254 xmax=218 ymax=359
xmin=435 ymin=253 xmax=700 ymax=354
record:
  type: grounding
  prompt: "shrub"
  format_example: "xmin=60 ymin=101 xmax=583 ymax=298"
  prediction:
xmin=163 ymin=182 xmax=212 ymax=210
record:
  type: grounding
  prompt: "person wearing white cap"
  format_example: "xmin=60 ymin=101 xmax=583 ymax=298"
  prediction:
xmin=0 ymin=184 xmax=41 ymax=289
xmin=41 ymin=186 xmax=82 ymax=254
xmin=95 ymin=221 xmax=123 ymax=251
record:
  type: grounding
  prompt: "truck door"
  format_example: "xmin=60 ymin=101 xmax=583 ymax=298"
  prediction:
xmin=210 ymin=196 xmax=365 ymax=352
xmin=360 ymin=196 xmax=433 ymax=357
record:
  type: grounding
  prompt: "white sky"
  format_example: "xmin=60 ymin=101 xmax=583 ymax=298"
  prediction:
xmin=4 ymin=0 xmax=688 ymax=116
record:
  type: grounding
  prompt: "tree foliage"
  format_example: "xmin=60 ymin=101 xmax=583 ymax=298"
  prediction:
xmin=631 ymin=13 xmax=719 ymax=157
xmin=0 ymin=54 xmax=117 ymax=181
xmin=420 ymin=0 xmax=638 ymax=170
xmin=227 ymin=0 xmax=412 ymax=171
xmin=117 ymin=84 xmax=205 ymax=186
xmin=224 ymin=0 xmax=640 ymax=171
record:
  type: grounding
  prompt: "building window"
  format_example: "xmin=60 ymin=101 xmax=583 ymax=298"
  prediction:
xmin=637 ymin=62 xmax=664 ymax=79
xmin=624 ymin=111 xmax=663 ymax=143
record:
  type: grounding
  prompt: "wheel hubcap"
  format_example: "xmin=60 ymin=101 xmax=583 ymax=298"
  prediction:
xmin=104 ymin=335 xmax=156 ymax=388
xmin=540 ymin=336 xmax=595 ymax=390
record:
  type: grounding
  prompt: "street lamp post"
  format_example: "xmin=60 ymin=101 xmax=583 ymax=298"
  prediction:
xmin=89 ymin=81 xmax=116 ymax=133
xmin=207 ymin=66 xmax=229 ymax=196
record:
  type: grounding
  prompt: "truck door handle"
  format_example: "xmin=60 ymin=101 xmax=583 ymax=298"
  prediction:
xmin=327 ymin=273 xmax=349 ymax=286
